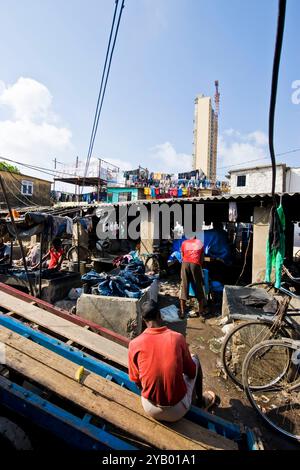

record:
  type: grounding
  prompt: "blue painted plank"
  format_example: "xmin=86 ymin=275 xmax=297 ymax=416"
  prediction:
xmin=0 ymin=315 xmax=139 ymax=394
xmin=0 ymin=376 xmax=136 ymax=450
xmin=0 ymin=314 xmax=255 ymax=448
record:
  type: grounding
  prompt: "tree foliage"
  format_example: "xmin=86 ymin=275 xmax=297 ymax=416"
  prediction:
xmin=0 ymin=162 xmax=20 ymax=174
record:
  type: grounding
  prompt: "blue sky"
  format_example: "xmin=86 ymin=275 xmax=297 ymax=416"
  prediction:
xmin=0 ymin=0 xmax=299 ymax=183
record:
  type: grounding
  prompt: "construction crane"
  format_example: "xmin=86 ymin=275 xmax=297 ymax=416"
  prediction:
xmin=212 ymin=80 xmax=220 ymax=182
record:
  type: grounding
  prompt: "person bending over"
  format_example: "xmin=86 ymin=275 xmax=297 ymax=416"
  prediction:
xmin=180 ymin=237 xmax=205 ymax=319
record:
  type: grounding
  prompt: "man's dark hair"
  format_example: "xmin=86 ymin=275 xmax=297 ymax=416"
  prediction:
xmin=141 ymin=300 xmax=160 ymax=322
xmin=52 ymin=238 xmax=62 ymax=250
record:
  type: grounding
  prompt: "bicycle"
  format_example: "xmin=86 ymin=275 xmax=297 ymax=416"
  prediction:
xmin=242 ymin=337 xmax=300 ymax=441
xmin=221 ymin=268 xmax=300 ymax=388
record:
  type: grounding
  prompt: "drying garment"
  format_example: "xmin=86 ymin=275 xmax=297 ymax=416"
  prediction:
xmin=240 ymin=293 xmax=278 ymax=314
xmin=228 ymin=202 xmax=238 ymax=222
xmin=265 ymin=204 xmax=285 ymax=289
xmin=82 ymin=270 xmax=107 ymax=282
xmin=204 ymin=228 xmax=232 ymax=266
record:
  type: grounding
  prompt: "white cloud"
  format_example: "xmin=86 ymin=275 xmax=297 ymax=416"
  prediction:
xmin=247 ymin=130 xmax=268 ymax=146
xmin=0 ymin=77 xmax=73 ymax=179
xmin=0 ymin=77 xmax=53 ymax=121
xmin=148 ymin=142 xmax=192 ymax=173
xmin=218 ymin=129 xmax=268 ymax=176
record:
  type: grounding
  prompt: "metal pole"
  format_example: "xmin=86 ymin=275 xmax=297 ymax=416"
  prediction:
xmin=38 ymin=233 xmax=43 ymax=298
xmin=53 ymin=157 xmax=57 ymax=191
xmin=97 ymin=158 xmax=101 ymax=202
xmin=75 ymin=156 xmax=79 ymax=201
xmin=77 ymin=218 xmax=80 ymax=273
xmin=0 ymin=175 xmax=35 ymax=296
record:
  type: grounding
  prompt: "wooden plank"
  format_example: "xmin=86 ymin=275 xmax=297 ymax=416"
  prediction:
xmin=0 ymin=327 xmax=237 ymax=450
xmin=0 ymin=282 xmax=130 ymax=347
xmin=0 ymin=291 xmax=128 ymax=368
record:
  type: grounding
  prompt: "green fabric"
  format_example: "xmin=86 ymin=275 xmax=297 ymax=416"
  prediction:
xmin=265 ymin=204 xmax=285 ymax=288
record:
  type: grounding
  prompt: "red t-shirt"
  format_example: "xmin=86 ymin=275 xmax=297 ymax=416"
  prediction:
xmin=48 ymin=247 xmax=64 ymax=269
xmin=128 ymin=326 xmax=196 ymax=406
xmin=181 ymin=238 xmax=204 ymax=266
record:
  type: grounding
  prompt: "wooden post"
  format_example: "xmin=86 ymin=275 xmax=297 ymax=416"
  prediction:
xmin=0 ymin=175 xmax=35 ymax=296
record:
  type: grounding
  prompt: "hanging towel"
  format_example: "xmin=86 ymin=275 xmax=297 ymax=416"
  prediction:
xmin=265 ymin=204 xmax=285 ymax=288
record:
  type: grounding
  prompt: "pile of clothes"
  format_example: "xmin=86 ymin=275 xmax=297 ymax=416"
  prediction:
xmin=81 ymin=261 xmax=154 ymax=299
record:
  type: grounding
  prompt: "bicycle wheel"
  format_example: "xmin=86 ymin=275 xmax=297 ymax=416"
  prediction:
xmin=245 ymin=282 xmax=276 ymax=295
xmin=67 ymin=245 xmax=91 ymax=262
xmin=243 ymin=339 xmax=300 ymax=441
xmin=221 ymin=320 xmax=290 ymax=388
xmin=144 ymin=255 xmax=160 ymax=274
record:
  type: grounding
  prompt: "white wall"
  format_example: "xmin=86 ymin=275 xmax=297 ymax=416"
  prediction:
xmin=230 ymin=165 xmax=285 ymax=194
xmin=286 ymin=168 xmax=300 ymax=193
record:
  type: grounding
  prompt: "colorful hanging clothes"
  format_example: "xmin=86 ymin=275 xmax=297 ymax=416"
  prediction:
xmin=265 ymin=204 xmax=285 ymax=288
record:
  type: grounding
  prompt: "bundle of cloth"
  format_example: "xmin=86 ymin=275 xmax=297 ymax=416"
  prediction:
xmin=82 ymin=261 xmax=154 ymax=299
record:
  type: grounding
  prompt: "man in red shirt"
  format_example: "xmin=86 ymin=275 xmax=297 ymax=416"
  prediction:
xmin=32 ymin=238 xmax=64 ymax=271
xmin=128 ymin=300 xmax=215 ymax=422
xmin=180 ymin=237 xmax=204 ymax=319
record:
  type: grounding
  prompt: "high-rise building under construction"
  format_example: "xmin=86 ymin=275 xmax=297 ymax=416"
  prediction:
xmin=192 ymin=82 xmax=219 ymax=180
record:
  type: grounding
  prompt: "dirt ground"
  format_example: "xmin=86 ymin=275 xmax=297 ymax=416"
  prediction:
xmin=158 ymin=277 xmax=299 ymax=451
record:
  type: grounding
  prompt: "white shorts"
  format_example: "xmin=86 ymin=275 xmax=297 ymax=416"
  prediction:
xmin=141 ymin=355 xmax=199 ymax=422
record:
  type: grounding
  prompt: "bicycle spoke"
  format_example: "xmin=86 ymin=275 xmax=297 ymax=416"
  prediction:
xmin=244 ymin=341 xmax=300 ymax=440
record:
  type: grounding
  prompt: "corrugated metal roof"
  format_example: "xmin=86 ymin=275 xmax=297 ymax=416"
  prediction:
xmin=94 ymin=192 xmax=300 ymax=211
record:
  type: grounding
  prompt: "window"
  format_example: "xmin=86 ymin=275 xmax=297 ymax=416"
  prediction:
xmin=21 ymin=180 xmax=33 ymax=196
xmin=118 ymin=192 xmax=131 ymax=202
xmin=237 ymin=175 xmax=246 ymax=187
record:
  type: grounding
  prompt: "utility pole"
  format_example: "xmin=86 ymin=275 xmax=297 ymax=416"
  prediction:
xmin=53 ymin=157 xmax=57 ymax=191
xmin=97 ymin=158 xmax=102 ymax=202
xmin=75 ymin=156 xmax=79 ymax=200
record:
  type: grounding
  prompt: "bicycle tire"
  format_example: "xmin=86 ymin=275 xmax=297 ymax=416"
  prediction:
xmin=221 ymin=320 xmax=290 ymax=388
xmin=245 ymin=282 xmax=276 ymax=294
xmin=67 ymin=245 xmax=91 ymax=262
xmin=144 ymin=255 xmax=161 ymax=274
xmin=242 ymin=338 xmax=300 ymax=441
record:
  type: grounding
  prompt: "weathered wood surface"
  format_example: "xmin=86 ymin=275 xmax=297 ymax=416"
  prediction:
xmin=0 ymin=290 xmax=128 ymax=367
xmin=0 ymin=326 xmax=238 ymax=450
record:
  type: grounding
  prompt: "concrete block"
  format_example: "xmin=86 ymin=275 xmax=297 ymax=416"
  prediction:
xmin=76 ymin=280 xmax=159 ymax=338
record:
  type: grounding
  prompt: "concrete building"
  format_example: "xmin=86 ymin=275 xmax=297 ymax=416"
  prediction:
xmin=228 ymin=163 xmax=286 ymax=194
xmin=106 ymin=186 xmax=145 ymax=203
xmin=0 ymin=170 xmax=52 ymax=210
xmin=192 ymin=95 xmax=217 ymax=180
xmin=228 ymin=163 xmax=300 ymax=195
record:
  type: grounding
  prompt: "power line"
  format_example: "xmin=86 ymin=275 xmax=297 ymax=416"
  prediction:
xmin=82 ymin=0 xmax=125 ymax=191
xmin=0 ymin=155 xmax=82 ymax=179
xmin=85 ymin=0 xmax=120 ymax=175
xmin=7 ymin=172 xmax=39 ymax=207
xmin=218 ymin=147 xmax=300 ymax=171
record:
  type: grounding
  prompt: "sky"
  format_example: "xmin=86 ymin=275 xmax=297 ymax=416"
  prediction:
xmin=0 ymin=0 xmax=299 ymax=187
